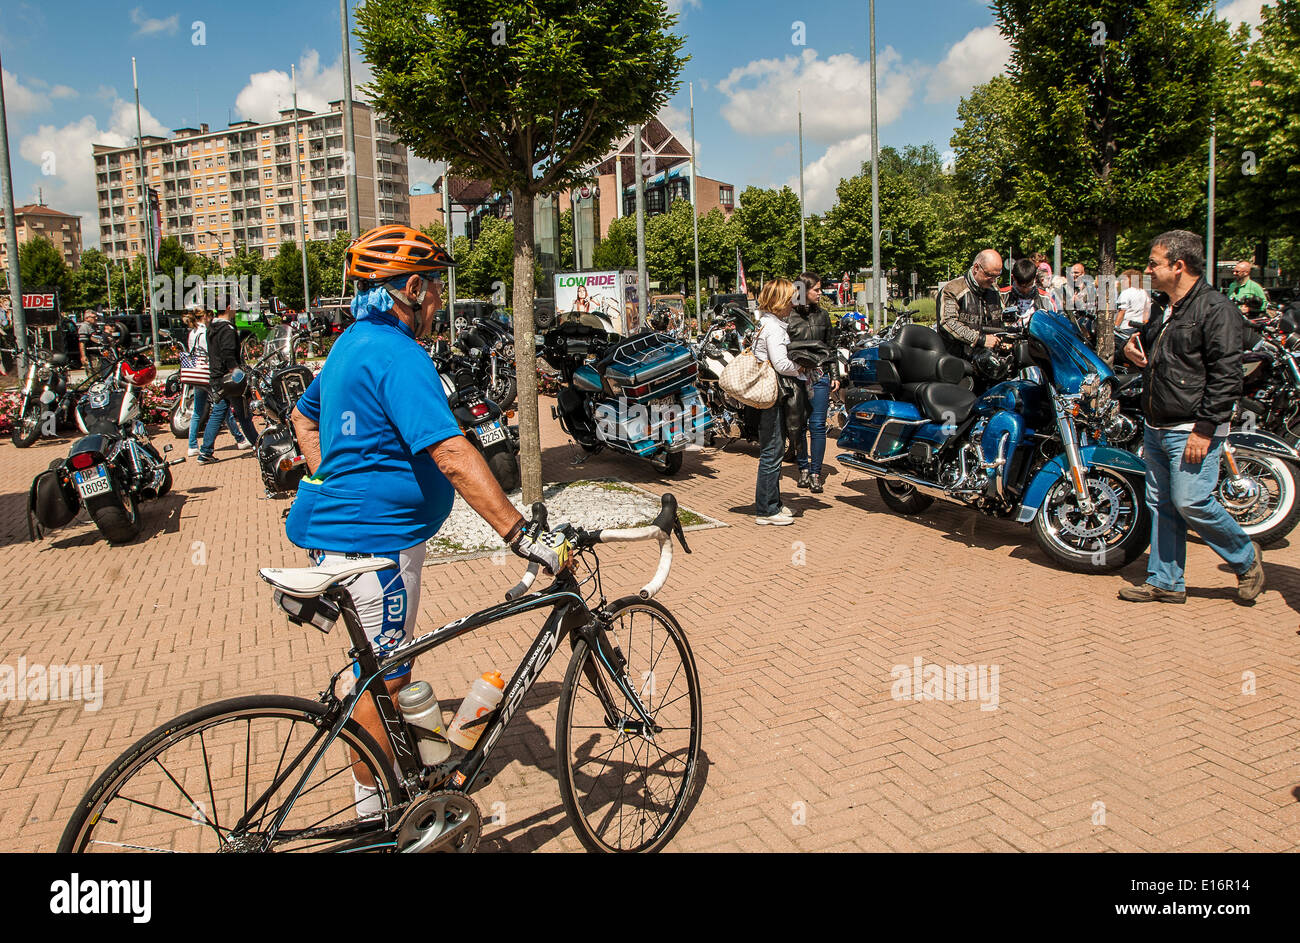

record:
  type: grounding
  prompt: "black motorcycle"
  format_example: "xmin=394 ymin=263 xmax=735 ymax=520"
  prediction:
xmin=452 ymin=315 xmax=517 ymax=410
xmin=10 ymin=346 xmax=78 ymax=447
xmin=246 ymin=324 xmax=317 ymax=496
xmin=28 ymin=342 xmax=183 ymax=544
xmin=693 ymin=307 xmax=760 ymax=449
xmin=430 ymin=340 xmax=521 ymax=492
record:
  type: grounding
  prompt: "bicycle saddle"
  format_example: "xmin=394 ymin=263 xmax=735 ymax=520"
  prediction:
xmin=259 ymin=557 xmax=396 ymax=598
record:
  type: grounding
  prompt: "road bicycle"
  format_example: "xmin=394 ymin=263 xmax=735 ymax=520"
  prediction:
xmin=59 ymin=494 xmax=702 ymax=853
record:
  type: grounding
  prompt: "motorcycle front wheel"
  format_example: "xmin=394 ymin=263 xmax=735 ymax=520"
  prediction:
xmin=169 ymin=394 xmax=192 ymax=438
xmin=11 ymin=411 xmax=40 ymax=447
xmin=1220 ymin=452 xmax=1300 ymax=547
xmin=1031 ymin=468 xmax=1149 ymax=573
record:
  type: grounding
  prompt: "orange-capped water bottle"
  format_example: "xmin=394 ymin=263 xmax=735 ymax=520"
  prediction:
xmin=447 ymin=671 xmax=506 ymax=749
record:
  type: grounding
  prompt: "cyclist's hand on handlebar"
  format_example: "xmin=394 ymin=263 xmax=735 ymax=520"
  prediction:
xmin=511 ymin=527 xmax=573 ymax=575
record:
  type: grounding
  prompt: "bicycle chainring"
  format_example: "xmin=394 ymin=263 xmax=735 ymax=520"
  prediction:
xmin=396 ymin=790 xmax=481 ymax=853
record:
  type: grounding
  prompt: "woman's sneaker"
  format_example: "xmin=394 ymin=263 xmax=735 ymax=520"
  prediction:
xmin=235 ymin=438 xmax=253 ymax=450
xmin=797 ymin=470 xmax=811 ymax=489
xmin=809 ymin=474 xmax=824 ymax=494
xmin=756 ymin=512 xmax=794 ymax=526
xmin=187 ymin=447 xmax=199 ymax=457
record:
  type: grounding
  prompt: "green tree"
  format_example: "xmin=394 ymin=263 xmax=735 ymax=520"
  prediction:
xmin=1219 ymin=1 xmax=1300 ymax=259
xmin=18 ymin=236 xmax=72 ymax=298
xmin=357 ymin=0 xmax=688 ymax=502
xmin=271 ymin=241 xmax=320 ymax=310
xmin=455 ymin=215 xmax=516 ymax=299
xmin=732 ymin=185 xmax=801 ymax=281
xmin=69 ymin=248 xmax=112 ymax=311
xmin=993 ymin=0 xmax=1231 ymax=278
xmin=593 ymin=216 xmax=636 ymax=270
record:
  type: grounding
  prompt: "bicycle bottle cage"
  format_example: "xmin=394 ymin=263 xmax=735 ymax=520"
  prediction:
xmin=273 ymin=589 xmax=340 ymax=634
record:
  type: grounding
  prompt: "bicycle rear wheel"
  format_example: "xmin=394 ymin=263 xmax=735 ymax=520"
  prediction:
xmin=555 ymin=597 xmax=702 ymax=852
xmin=59 ymin=695 xmax=402 ymax=853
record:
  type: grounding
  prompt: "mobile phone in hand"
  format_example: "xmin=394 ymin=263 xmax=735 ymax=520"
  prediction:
xmin=1130 ymin=331 xmax=1145 ymax=361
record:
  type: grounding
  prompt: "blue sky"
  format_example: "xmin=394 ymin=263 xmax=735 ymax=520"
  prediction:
xmin=0 ymin=0 xmax=1271 ymax=248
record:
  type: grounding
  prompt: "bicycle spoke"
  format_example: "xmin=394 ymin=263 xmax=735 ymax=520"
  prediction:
xmin=151 ymin=757 xmax=223 ymax=842
xmin=198 ymin=730 xmax=221 ymax=836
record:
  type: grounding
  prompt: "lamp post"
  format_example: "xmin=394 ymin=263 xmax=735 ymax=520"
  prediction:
xmin=868 ymin=0 xmax=883 ymax=330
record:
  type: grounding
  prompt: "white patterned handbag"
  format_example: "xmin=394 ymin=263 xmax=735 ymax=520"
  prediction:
xmin=719 ymin=349 xmax=778 ymax=409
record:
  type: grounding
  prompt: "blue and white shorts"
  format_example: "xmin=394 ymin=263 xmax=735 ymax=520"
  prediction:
xmin=310 ymin=543 xmax=426 ymax=681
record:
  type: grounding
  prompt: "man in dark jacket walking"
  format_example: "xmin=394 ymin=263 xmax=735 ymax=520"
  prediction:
xmin=197 ymin=301 xmax=259 ymax=464
xmin=787 ymin=272 xmax=838 ymax=493
xmin=1120 ymin=230 xmax=1264 ymax=603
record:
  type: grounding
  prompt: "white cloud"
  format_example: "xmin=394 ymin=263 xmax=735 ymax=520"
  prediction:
xmin=407 ymin=154 xmax=441 ymax=190
xmin=1221 ymin=0 xmax=1271 ymax=31
xmin=666 ymin=0 xmax=700 ymax=13
xmin=925 ymin=25 xmax=1010 ymax=104
xmin=792 ymin=132 xmax=873 ymax=214
xmin=17 ymin=98 xmax=167 ymax=249
xmin=233 ymin=49 xmax=373 ymax=123
xmin=130 ymin=7 xmax=179 ymax=36
xmin=50 ymin=84 xmax=78 ymax=100
xmin=716 ymin=48 xmax=917 ymax=145
xmin=3 ymin=69 xmax=53 ymax=113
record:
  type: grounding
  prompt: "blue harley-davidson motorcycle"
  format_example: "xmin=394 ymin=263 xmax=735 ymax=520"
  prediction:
xmin=837 ymin=309 xmax=1150 ymax=573
xmin=543 ymin=320 xmax=712 ymax=475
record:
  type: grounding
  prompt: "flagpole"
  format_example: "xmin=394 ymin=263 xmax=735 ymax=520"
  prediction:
xmin=798 ymin=88 xmax=806 ymax=274
xmin=868 ymin=0 xmax=882 ymax=331
xmin=690 ymin=82 xmax=701 ymax=337
xmin=292 ymin=65 xmax=311 ymax=314
xmin=133 ymin=57 xmax=159 ymax=364
xmin=0 ymin=44 xmax=28 ymax=371
xmin=633 ymin=124 xmax=649 ymax=327
xmin=340 ymin=0 xmax=361 ymax=236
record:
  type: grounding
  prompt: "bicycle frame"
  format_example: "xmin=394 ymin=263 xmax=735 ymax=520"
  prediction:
xmin=252 ymin=568 xmax=659 ymax=850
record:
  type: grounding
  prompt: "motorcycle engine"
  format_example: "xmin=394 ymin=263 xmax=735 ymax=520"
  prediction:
xmin=937 ymin=421 xmax=989 ymax=494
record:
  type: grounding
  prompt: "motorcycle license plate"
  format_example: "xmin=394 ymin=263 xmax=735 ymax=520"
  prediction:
xmin=74 ymin=465 xmax=112 ymax=498
xmin=650 ymin=395 xmax=677 ymax=411
xmin=477 ymin=421 xmax=506 ymax=446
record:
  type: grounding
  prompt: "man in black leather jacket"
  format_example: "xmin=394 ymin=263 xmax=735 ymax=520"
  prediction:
xmin=1120 ymin=230 xmax=1264 ymax=604
xmin=197 ymin=302 xmax=260 ymax=463
xmin=938 ymin=249 xmax=1006 ymax=358
xmin=787 ymin=273 xmax=838 ymax=493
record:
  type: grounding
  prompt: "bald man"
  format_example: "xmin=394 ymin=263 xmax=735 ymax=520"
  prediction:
xmin=1226 ymin=260 xmax=1268 ymax=314
xmin=938 ymin=249 xmax=1007 ymax=358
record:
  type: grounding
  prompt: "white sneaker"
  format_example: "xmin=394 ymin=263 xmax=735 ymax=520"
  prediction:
xmin=235 ymin=439 xmax=253 ymax=450
xmin=777 ymin=505 xmax=796 ymax=518
xmin=353 ymin=779 xmax=383 ymax=821
xmin=187 ymin=447 xmax=199 ymax=457
xmin=756 ymin=513 xmax=795 ymax=526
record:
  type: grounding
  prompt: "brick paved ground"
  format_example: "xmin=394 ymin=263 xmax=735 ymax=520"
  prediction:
xmin=0 ymin=410 xmax=1296 ymax=852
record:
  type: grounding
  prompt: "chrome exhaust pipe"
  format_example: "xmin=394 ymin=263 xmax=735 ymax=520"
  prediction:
xmin=836 ymin=453 xmax=955 ymax=504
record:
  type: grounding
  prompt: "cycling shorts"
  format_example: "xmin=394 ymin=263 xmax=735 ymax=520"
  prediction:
xmin=310 ymin=543 xmax=426 ymax=681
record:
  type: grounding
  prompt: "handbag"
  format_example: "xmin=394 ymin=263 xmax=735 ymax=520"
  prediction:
xmin=178 ymin=348 xmax=210 ymax=387
xmin=719 ymin=349 xmax=778 ymax=409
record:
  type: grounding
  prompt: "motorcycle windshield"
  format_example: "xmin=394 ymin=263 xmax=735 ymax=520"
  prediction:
xmin=268 ymin=326 xmax=295 ymax=362
xmin=1027 ymin=308 xmax=1113 ymax=393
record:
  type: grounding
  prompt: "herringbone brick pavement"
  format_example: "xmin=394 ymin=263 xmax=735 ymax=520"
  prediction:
xmin=0 ymin=409 xmax=1295 ymax=852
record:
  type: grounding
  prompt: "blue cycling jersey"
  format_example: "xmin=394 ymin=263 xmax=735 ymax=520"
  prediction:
xmin=285 ymin=313 xmax=462 ymax=553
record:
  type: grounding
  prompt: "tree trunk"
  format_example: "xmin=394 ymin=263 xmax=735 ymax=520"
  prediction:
xmin=1095 ymin=220 xmax=1118 ymax=363
xmin=1254 ymin=237 xmax=1269 ymax=273
xmin=511 ymin=185 xmax=543 ymax=505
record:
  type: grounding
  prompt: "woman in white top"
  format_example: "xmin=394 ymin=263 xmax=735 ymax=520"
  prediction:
xmin=752 ymin=278 xmax=805 ymax=525
xmin=1116 ymin=269 xmax=1150 ymax=330
xmin=185 ymin=310 xmax=247 ymax=455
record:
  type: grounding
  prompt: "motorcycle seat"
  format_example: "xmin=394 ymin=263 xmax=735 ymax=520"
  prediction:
xmin=258 ymin=557 xmax=397 ymax=599
xmin=894 ymin=325 xmax=967 ymax=386
xmin=1114 ymin=373 xmax=1143 ymax=392
xmin=49 ymin=352 xmax=69 ymax=367
xmin=903 ymin=381 xmax=978 ymax=424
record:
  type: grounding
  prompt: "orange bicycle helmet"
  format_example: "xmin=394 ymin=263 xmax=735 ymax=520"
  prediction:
xmin=345 ymin=225 xmax=456 ymax=282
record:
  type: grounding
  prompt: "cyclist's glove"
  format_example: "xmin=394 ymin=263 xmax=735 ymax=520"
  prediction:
xmin=510 ymin=528 xmax=573 ymax=575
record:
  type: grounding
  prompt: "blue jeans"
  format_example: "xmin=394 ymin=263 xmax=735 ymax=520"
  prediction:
xmin=795 ymin=374 xmax=831 ymax=475
xmin=755 ymin=403 xmax=785 ymax=516
xmin=188 ymin=385 xmax=243 ymax=450
xmin=200 ymin=396 xmax=259 ymax=457
xmin=1143 ymin=425 xmax=1256 ymax=592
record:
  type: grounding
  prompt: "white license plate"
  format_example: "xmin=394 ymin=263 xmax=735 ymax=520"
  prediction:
xmin=650 ymin=395 xmax=677 ymax=411
xmin=75 ymin=465 xmax=112 ymax=498
xmin=477 ymin=422 xmax=505 ymax=446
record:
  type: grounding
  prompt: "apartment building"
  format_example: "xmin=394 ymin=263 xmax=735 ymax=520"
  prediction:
xmin=0 ymin=203 xmax=83 ymax=270
xmin=93 ymin=100 xmax=409 ymax=263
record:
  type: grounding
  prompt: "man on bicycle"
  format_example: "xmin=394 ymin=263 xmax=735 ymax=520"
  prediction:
xmin=286 ymin=224 xmax=569 ymax=814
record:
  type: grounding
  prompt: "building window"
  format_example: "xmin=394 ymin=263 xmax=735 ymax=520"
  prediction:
xmin=646 ymin=188 xmax=665 ymax=214
xmin=264 ymin=170 xmax=272 ymax=179
xmin=719 ymin=186 xmax=734 ymax=207
xmin=262 ymin=149 xmax=271 ymax=159
xmin=207 ymin=196 xmax=216 ymax=206
xmin=261 ymin=131 xmax=270 ymax=139
xmin=220 ymin=194 xmax=229 ymax=205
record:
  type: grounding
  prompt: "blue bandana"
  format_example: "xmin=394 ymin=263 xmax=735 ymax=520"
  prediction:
xmin=351 ymin=283 xmax=397 ymax=321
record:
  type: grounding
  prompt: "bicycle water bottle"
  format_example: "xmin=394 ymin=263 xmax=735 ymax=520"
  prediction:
xmin=447 ymin=671 xmax=506 ymax=750
xmin=396 ymin=681 xmax=452 ymax=766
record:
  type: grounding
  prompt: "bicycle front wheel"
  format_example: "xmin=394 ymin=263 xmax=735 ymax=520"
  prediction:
xmin=556 ymin=597 xmax=702 ymax=852
xmin=59 ymin=695 xmax=402 ymax=853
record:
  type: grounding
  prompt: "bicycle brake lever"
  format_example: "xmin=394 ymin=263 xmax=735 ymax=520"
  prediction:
xmin=672 ymin=518 xmax=691 ymax=554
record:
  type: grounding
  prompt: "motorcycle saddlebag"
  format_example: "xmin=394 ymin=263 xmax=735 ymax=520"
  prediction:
xmin=30 ymin=463 xmax=78 ymax=531
xmin=601 ymin=334 xmax=696 ymax=396
xmin=840 ymin=399 xmax=925 ymax=458
xmin=847 ymin=343 xmax=903 ymax=388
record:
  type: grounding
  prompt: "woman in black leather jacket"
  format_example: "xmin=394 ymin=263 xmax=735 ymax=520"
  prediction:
xmin=786 ymin=273 xmax=839 ymax=493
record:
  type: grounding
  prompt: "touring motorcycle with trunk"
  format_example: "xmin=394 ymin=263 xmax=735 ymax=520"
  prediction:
xmin=543 ymin=322 xmax=712 ymax=475
xmin=837 ymin=308 xmax=1150 ymax=573
xmin=28 ymin=342 xmax=184 ymax=544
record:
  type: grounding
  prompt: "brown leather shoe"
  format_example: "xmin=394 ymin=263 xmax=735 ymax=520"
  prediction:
xmin=1238 ymin=542 xmax=1265 ymax=603
xmin=1118 ymin=583 xmax=1186 ymax=604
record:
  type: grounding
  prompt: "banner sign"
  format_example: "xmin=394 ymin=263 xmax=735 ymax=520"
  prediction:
xmin=554 ymin=270 xmax=640 ymax=335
